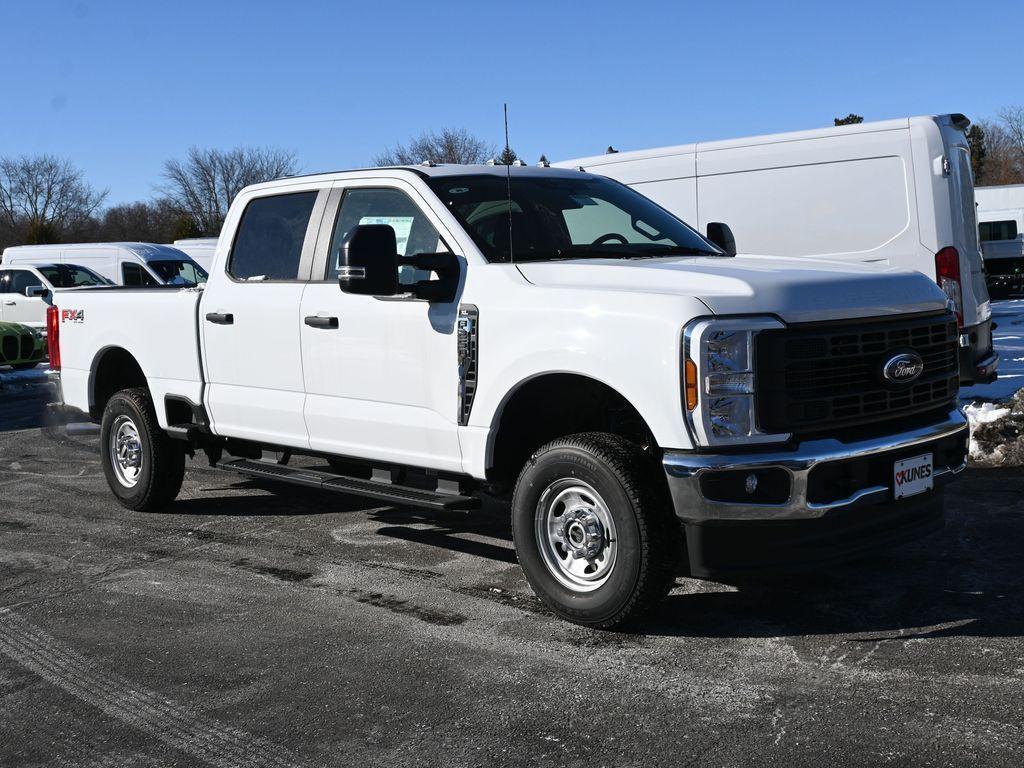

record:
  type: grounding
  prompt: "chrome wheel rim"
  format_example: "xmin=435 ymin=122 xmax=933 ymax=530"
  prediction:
xmin=535 ymin=479 xmax=617 ymax=592
xmin=110 ymin=415 xmax=143 ymax=488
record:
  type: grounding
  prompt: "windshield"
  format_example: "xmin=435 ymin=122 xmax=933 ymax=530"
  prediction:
xmin=148 ymin=259 xmax=208 ymax=285
xmin=37 ymin=264 xmax=113 ymax=287
xmin=427 ymin=174 xmax=722 ymax=263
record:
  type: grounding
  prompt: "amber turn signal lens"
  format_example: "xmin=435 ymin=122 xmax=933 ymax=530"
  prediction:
xmin=684 ymin=359 xmax=698 ymax=411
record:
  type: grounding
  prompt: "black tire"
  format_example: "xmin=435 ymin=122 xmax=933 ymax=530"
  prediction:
xmin=100 ymin=388 xmax=185 ymax=512
xmin=511 ymin=432 xmax=678 ymax=629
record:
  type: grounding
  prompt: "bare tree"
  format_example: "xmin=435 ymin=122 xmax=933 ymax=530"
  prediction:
xmin=373 ymin=128 xmax=495 ymax=166
xmin=0 ymin=155 xmax=107 ymax=244
xmin=95 ymin=198 xmax=201 ymax=243
xmin=974 ymin=119 xmax=1024 ymax=187
xmin=161 ymin=146 xmax=299 ymax=235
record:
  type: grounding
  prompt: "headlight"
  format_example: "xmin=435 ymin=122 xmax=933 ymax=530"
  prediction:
xmin=682 ymin=316 xmax=790 ymax=447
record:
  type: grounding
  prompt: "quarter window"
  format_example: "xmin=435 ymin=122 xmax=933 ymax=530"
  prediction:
xmin=230 ymin=191 xmax=318 ymax=281
xmin=325 ymin=188 xmax=445 ymax=281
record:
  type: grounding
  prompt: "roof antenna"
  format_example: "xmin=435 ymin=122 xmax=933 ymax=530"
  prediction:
xmin=504 ymin=103 xmax=514 ymax=264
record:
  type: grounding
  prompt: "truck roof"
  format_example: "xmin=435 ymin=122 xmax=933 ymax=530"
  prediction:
xmin=556 ymin=114 xmax=963 ymax=170
xmin=3 ymin=242 xmax=190 ymax=260
xmin=245 ymin=163 xmax=595 ymax=194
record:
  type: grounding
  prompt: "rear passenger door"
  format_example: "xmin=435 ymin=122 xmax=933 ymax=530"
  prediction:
xmin=201 ymin=186 xmax=329 ymax=448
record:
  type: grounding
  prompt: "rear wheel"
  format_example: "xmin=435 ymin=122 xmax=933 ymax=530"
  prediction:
xmin=511 ymin=432 xmax=678 ymax=629
xmin=100 ymin=388 xmax=185 ymax=511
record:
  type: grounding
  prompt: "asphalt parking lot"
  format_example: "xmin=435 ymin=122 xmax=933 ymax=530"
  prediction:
xmin=1 ymin=376 xmax=1023 ymax=767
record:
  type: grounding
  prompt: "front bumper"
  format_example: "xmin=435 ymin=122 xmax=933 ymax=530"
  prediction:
xmin=662 ymin=407 xmax=968 ymax=523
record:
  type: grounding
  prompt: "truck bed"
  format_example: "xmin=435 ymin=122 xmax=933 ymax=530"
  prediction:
xmin=54 ymin=286 xmax=205 ymax=427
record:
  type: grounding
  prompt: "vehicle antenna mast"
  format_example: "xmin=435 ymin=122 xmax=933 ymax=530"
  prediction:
xmin=504 ymin=103 xmax=514 ymax=264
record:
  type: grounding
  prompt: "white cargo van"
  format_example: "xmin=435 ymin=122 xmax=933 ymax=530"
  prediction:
xmin=975 ymin=184 xmax=1024 ymax=298
xmin=169 ymin=238 xmax=218 ymax=272
xmin=1 ymin=243 xmax=208 ymax=287
xmin=557 ymin=114 xmax=996 ymax=384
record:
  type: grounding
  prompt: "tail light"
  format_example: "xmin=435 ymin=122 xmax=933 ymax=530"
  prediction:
xmin=46 ymin=305 xmax=60 ymax=371
xmin=935 ymin=247 xmax=963 ymax=327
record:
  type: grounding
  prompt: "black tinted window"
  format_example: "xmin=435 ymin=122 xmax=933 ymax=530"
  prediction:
xmin=122 ymin=263 xmax=157 ymax=287
xmin=11 ymin=270 xmax=44 ymax=293
xmin=0 ymin=271 xmax=10 ymax=292
xmin=230 ymin=192 xmax=317 ymax=281
xmin=38 ymin=265 xmax=111 ymax=287
xmin=979 ymin=220 xmax=1018 ymax=242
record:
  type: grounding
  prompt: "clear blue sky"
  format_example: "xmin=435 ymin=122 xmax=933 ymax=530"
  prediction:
xmin=2 ymin=0 xmax=1021 ymax=205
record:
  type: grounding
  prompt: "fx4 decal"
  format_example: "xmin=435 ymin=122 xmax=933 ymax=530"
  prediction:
xmin=61 ymin=309 xmax=85 ymax=324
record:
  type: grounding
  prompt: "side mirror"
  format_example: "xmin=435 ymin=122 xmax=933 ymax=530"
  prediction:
xmin=706 ymin=222 xmax=737 ymax=256
xmin=337 ymin=224 xmax=399 ymax=296
xmin=26 ymin=285 xmax=49 ymax=299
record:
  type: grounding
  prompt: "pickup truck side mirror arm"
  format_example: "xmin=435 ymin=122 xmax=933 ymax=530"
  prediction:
xmin=404 ymin=251 xmax=460 ymax=304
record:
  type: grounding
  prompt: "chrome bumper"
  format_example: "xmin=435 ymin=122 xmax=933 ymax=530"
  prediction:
xmin=662 ymin=408 xmax=968 ymax=522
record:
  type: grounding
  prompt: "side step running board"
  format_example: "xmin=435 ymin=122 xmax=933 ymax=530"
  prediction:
xmin=219 ymin=458 xmax=481 ymax=511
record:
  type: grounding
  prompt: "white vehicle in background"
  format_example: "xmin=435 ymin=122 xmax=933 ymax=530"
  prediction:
xmin=975 ymin=183 xmax=1024 ymax=299
xmin=557 ymin=113 xmax=997 ymax=385
xmin=1 ymin=243 xmax=208 ymax=287
xmin=169 ymin=238 xmax=218 ymax=272
xmin=0 ymin=262 xmax=111 ymax=331
xmin=48 ymin=164 xmax=969 ymax=629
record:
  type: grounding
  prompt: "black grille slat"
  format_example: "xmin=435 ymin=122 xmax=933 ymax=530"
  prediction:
xmin=0 ymin=336 xmax=16 ymax=362
xmin=20 ymin=334 xmax=34 ymax=359
xmin=757 ymin=313 xmax=959 ymax=435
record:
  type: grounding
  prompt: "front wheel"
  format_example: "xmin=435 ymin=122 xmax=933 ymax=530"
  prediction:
xmin=100 ymin=388 xmax=185 ymax=511
xmin=511 ymin=433 xmax=678 ymax=629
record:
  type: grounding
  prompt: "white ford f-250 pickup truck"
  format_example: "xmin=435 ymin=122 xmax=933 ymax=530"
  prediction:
xmin=47 ymin=164 xmax=969 ymax=628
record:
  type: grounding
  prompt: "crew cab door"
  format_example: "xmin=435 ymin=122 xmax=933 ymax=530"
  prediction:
xmin=201 ymin=186 xmax=329 ymax=448
xmin=0 ymin=269 xmax=48 ymax=328
xmin=298 ymin=180 xmax=463 ymax=472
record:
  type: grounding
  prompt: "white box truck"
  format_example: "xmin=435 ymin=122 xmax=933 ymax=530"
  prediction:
xmin=46 ymin=164 xmax=967 ymax=628
xmin=557 ymin=114 xmax=997 ymax=385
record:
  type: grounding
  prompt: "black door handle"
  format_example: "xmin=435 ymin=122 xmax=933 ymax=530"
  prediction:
xmin=205 ymin=312 xmax=234 ymax=325
xmin=304 ymin=315 xmax=339 ymax=329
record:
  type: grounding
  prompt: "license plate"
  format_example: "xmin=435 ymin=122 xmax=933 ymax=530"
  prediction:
xmin=894 ymin=453 xmax=933 ymax=499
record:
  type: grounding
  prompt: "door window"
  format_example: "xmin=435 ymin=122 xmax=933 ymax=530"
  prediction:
xmin=229 ymin=191 xmax=318 ymax=281
xmin=122 ymin=263 xmax=158 ymax=286
xmin=325 ymin=188 xmax=445 ymax=282
xmin=0 ymin=270 xmax=11 ymax=293
xmin=10 ymin=270 xmax=45 ymax=295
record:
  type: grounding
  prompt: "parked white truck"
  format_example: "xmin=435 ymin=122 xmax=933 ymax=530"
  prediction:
xmin=47 ymin=165 xmax=968 ymax=628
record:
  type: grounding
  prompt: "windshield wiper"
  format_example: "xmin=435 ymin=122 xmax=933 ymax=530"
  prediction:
xmin=637 ymin=244 xmax=724 ymax=257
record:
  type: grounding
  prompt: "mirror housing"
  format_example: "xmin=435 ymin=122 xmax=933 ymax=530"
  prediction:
xmin=706 ymin=222 xmax=737 ymax=256
xmin=337 ymin=224 xmax=399 ymax=296
xmin=25 ymin=285 xmax=49 ymax=299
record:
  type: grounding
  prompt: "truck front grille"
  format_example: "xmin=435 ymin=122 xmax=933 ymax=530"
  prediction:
xmin=755 ymin=312 xmax=959 ymax=436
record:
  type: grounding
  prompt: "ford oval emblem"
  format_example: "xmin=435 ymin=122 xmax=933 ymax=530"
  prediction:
xmin=883 ymin=352 xmax=925 ymax=384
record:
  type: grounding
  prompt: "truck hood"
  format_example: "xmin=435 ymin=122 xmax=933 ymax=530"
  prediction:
xmin=516 ymin=254 xmax=950 ymax=322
